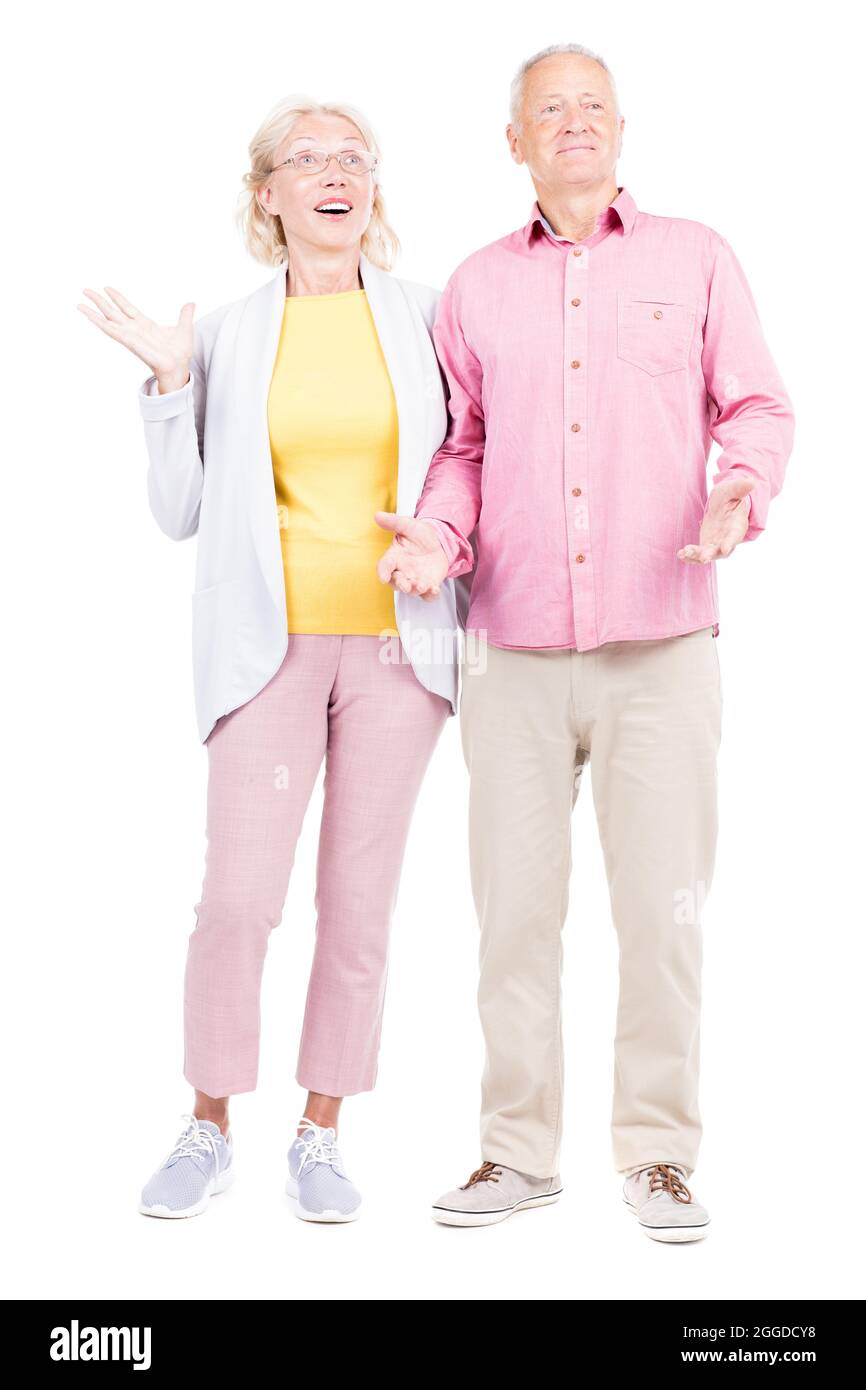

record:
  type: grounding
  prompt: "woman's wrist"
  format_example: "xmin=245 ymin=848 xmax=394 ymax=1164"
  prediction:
xmin=156 ymin=367 xmax=191 ymax=394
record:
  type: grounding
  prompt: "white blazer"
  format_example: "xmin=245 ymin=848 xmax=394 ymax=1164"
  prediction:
xmin=138 ymin=252 xmax=467 ymax=743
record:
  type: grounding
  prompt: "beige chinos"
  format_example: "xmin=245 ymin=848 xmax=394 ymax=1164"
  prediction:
xmin=459 ymin=625 xmax=722 ymax=1180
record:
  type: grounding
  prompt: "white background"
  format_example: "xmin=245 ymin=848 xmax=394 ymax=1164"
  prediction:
xmin=3 ymin=0 xmax=863 ymax=1302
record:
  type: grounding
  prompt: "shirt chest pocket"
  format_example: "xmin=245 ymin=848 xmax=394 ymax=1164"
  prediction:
xmin=616 ymin=289 xmax=696 ymax=376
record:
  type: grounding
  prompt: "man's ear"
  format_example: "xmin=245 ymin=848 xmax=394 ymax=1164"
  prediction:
xmin=506 ymin=123 xmax=523 ymax=166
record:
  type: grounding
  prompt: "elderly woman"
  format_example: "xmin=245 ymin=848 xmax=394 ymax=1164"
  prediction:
xmin=78 ymin=96 xmax=461 ymax=1223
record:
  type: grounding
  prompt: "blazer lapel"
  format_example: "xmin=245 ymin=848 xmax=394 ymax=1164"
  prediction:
xmin=233 ymin=262 xmax=291 ymax=619
xmin=359 ymin=253 xmax=423 ymax=516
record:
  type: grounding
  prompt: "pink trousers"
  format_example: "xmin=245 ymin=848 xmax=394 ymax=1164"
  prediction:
xmin=183 ymin=634 xmax=450 ymax=1099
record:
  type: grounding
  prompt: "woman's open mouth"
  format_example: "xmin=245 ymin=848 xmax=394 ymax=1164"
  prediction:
xmin=314 ymin=200 xmax=353 ymax=220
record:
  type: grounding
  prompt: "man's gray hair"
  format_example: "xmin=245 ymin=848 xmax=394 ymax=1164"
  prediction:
xmin=509 ymin=43 xmax=621 ymax=128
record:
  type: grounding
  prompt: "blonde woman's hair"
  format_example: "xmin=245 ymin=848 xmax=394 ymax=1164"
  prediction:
xmin=236 ymin=94 xmax=400 ymax=271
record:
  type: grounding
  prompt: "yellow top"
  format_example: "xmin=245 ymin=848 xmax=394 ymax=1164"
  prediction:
xmin=266 ymin=288 xmax=399 ymax=635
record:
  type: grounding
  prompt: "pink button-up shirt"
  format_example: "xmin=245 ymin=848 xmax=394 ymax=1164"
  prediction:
xmin=414 ymin=185 xmax=795 ymax=650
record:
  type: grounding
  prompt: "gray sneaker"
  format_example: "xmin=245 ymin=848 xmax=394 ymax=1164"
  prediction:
xmin=285 ymin=1118 xmax=362 ymax=1222
xmin=432 ymin=1160 xmax=563 ymax=1226
xmin=622 ymin=1162 xmax=710 ymax=1242
xmin=139 ymin=1113 xmax=235 ymax=1218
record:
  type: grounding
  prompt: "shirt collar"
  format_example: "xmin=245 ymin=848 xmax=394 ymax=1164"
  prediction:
xmin=524 ymin=185 xmax=637 ymax=244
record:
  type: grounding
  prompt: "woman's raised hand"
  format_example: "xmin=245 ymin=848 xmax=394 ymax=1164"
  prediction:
xmin=77 ymin=286 xmax=195 ymax=390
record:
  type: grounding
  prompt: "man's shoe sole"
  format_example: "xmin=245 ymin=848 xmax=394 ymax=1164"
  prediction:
xmin=623 ymin=1195 xmax=710 ymax=1242
xmin=432 ymin=1188 xmax=563 ymax=1227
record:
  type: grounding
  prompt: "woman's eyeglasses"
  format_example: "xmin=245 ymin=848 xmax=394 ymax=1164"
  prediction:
xmin=269 ymin=149 xmax=378 ymax=175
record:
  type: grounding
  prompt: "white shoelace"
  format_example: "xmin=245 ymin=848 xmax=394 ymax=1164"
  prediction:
xmin=295 ymin=1118 xmax=340 ymax=1175
xmin=165 ymin=1112 xmax=223 ymax=1166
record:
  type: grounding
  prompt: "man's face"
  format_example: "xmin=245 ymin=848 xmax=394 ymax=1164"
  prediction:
xmin=507 ymin=54 xmax=624 ymax=191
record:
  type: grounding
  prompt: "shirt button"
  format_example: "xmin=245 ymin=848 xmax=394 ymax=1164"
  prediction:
xmin=571 ymin=360 xmax=581 ymax=369
xmin=653 ymin=309 xmax=663 ymax=319
xmin=572 ymin=487 xmax=582 ymax=496
xmin=571 ymin=423 xmax=581 ymax=432
xmin=572 ymin=248 xmax=582 ymax=257
xmin=575 ymin=553 xmax=585 ymax=563
xmin=571 ymin=298 xmax=581 ymax=306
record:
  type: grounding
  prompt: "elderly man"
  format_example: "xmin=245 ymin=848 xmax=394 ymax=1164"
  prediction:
xmin=377 ymin=43 xmax=794 ymax=1239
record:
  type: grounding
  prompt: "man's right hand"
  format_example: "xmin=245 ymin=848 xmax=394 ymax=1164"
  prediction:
xmin=375 ymin=513 xmax=450 ymax=600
